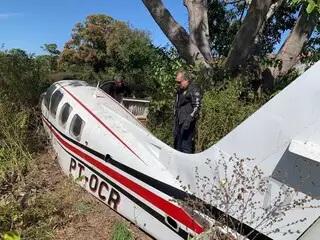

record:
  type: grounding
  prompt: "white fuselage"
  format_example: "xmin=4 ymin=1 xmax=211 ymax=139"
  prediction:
xmin=41 ymin=80 xmax=203 ymax=240
xmin=41 ymin=61 xmax=320 ymax=240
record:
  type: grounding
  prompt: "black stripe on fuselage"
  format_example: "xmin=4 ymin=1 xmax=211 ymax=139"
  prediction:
xmin=106 ymin=156 xmax=271 ymax=240
xmin=45 ymin=115 xmax=271 ymax=240
xmin=57 ymin=142 xmax=190 ymax=240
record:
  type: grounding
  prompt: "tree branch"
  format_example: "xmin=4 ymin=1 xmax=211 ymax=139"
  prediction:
xmin=223 ymin=0 xmax=245 ymax=5
xmin=253 ymin=0 xmax=284 ymax=51
xmin=184 ymin=0 xmax=213 ymax=62
xmin=224 ymin=0 xmax=275 ymax=71
xmin=142 ymin=0 xmax=208 ymax=65
xmin=271 ymin=7 xmax=317 ymax=80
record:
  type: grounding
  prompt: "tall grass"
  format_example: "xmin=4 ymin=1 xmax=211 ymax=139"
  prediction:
xmin=0 ymin=100 xmax=33 ymax=182
xmin=0 ymin=48 xmax=51 ymax=181
xmin=0 ymin=49 xmax=53 ymax=239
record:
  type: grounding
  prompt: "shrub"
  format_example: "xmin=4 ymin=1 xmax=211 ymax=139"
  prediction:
xmin=0 ymin=100 xmax=33 ymax=182
xmin=147 ymin=48 xmax=183 ymax=144
xmin=196 ymin=81 xmax=263 ymax=151
xmin=0 ymin=49 xmax=50 ymax=105
xmin=178 ymin=156 xmax=315 ymax=240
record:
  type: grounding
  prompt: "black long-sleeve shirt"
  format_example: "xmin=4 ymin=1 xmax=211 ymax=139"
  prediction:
xmin=174 ymin=83 xmax=202 ymax=125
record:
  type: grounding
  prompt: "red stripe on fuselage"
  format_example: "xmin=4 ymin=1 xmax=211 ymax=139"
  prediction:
xmin=42 ymin=117 xmax=203 ymax=234
xmin=58 ymin=84 xmax=143 ymax=162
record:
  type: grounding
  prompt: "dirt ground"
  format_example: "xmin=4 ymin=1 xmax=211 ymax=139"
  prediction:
xmin=28 ymin=148 xmax=153 ymax=240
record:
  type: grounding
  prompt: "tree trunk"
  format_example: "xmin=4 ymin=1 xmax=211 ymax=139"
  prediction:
xmin=262 ymin=7 xmax=317 ymax=90
xmin=274 ymin=7 xmax=317 ymax=78
xmin=253 ymin=0 xmax=284 ymax=47
xmin=142 ymin=0 xmax=208 ymax=65
xmin=184 ymin=0 xmax=212 ymax=62
xmin=225 ymin=0 xmax=274 ymax=71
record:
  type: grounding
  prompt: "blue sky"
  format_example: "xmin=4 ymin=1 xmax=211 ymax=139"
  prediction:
xmin=0 ymin=0 xmax=188 ymax=54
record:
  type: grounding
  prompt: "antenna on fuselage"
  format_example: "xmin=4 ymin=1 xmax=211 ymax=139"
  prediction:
xmin=93 ymin=81 xmax=100 ymax=98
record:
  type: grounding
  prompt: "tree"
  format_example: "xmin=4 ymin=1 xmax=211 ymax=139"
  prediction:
xmin=0 ymin=49 xmax=50 ymax=104
xmin=142 ymin=0 xmax=212 ymax=65
xmin=262 ymin=5 xmax=318 ymax=89
xmin=184 ymin=0 xmax=212 ymax=61
xmin=291 ymin=0 xmax=320 ymax=14
xmin=224 ymin=0 xmax=275 ymax=71
xmin=40 ymin=43 xmax=61 ymax=71
xmin=302 ymin=27 xmax=320 ymax=65
xmin=253 ymin=1 xmax=297 ymax=57
xmin=229 ymin=0 xmax=319 ymax=74
xmin=42 ymin=43 xmax=60 ymax=56
xmin=59 ymin=14 xmax=154 ymax=74
xmin=60 ymin=14 xmax=170 ymax=97
xmin=143 ymin=0 xmax=319 ymax=88
xmin=273 ymin=6 xmax=318 ymax=78
xmin=207 ymin=0 xmax=241 ymax=57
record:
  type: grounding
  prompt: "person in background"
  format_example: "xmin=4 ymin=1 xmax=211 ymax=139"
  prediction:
xmin=173 ymin=69 xmax=202 ymax=153
xmin=100 ymin=76 xmax=131 ymax=103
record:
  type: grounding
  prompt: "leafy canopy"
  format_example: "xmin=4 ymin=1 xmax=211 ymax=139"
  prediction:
xmin=291 ymin=0 xmax=320 ymax=13
xmin=59 ymin=14 xmax=154 ymax=74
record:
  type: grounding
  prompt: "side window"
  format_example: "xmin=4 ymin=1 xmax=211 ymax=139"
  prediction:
xmin=69 ymin=114 xmax=85 ymax=141
xmin=44 ymin=85 xmax=57 ymax=109
xmin=59 ymin=103 xmax=72 ymax=127
xmin=50 ymin=90 xmax=63 ymax=118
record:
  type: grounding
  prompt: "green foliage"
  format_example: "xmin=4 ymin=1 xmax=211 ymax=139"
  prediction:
xmin=208 ymin=0 xmax=241 ymax=57
xmin=39 ymin=43 xmax=61 ymax=72
xmin=111 ymin=221 xmax=133 ymax=240
xmin=257 ymin=2 xmax=299 ymax=56
xmin=0 ymin=49 xmax=51 ymax=105
xmin=20 ymin=193 xmax=67 ymax=240
xmin=207 ymin=0 xmax=318 ymax=67
xmin=291 ymin=0 xmax=320 ymax=13
xmin=0 ymin=99 xmax=49 ymax=239
xmin=2 ymin=232 xmax=21 ymax=240
xmin=147 ymin=48 xmax=183 ymax=144
xmin=59 ymin=14 xmax=158 ymax=97
xmin=42 ymin=44 xmax=60 ymax=56
xmin=146 ymin=58 xmax=269 ymax=150
xmin=207 ymin=0 xmax=299 ymax=58
xmin=302 ymin=27 xmax=320 ymax=66
xmin=146 ymin=59 xmax=266 ymax=150
xmin=0 ymin=9 xmax=315 ymax=240
xmin=0 ymin=200 xmax=22 ymax=233
xmin=0 ymin=47 xmax=56 ymax=239
xmin=0 ymin=183 xmax=81 ymax=240
xmin=196 ymin=81 xmax=263 ymax=151
xmin=0 ymin=101 xmax=33 ymax=181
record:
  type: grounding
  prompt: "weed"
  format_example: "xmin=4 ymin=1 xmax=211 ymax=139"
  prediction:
xmin=177 ymin=155 xmax=316 ymax=239
xmin=73 ymin=201 xmax=94 ymax=216
xmin=111 ymin=221 xmax=133 ymax=240
xmin=1 ymin=231 xmax=21 ymax=240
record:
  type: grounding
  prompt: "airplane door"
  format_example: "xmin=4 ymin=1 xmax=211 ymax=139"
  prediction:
xmin=42 ymin=84 xmax=57 ymax=139
xmin=48 ymin=89 xmax=64 ymax=149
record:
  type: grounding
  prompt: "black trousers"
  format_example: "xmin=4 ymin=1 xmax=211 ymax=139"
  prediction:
xmin=174 ymin=122 xmax=195 ymax=154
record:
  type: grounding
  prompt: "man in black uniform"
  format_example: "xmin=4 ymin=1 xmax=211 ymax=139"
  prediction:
xmin=173 ymin=69 xmax=202 ymax=153
xmin=100 ymin=76 xmax=131 ymax=103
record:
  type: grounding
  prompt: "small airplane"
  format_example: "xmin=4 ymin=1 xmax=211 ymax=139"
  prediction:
xmin=41 ymin=61 xmax=320 ymax=240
